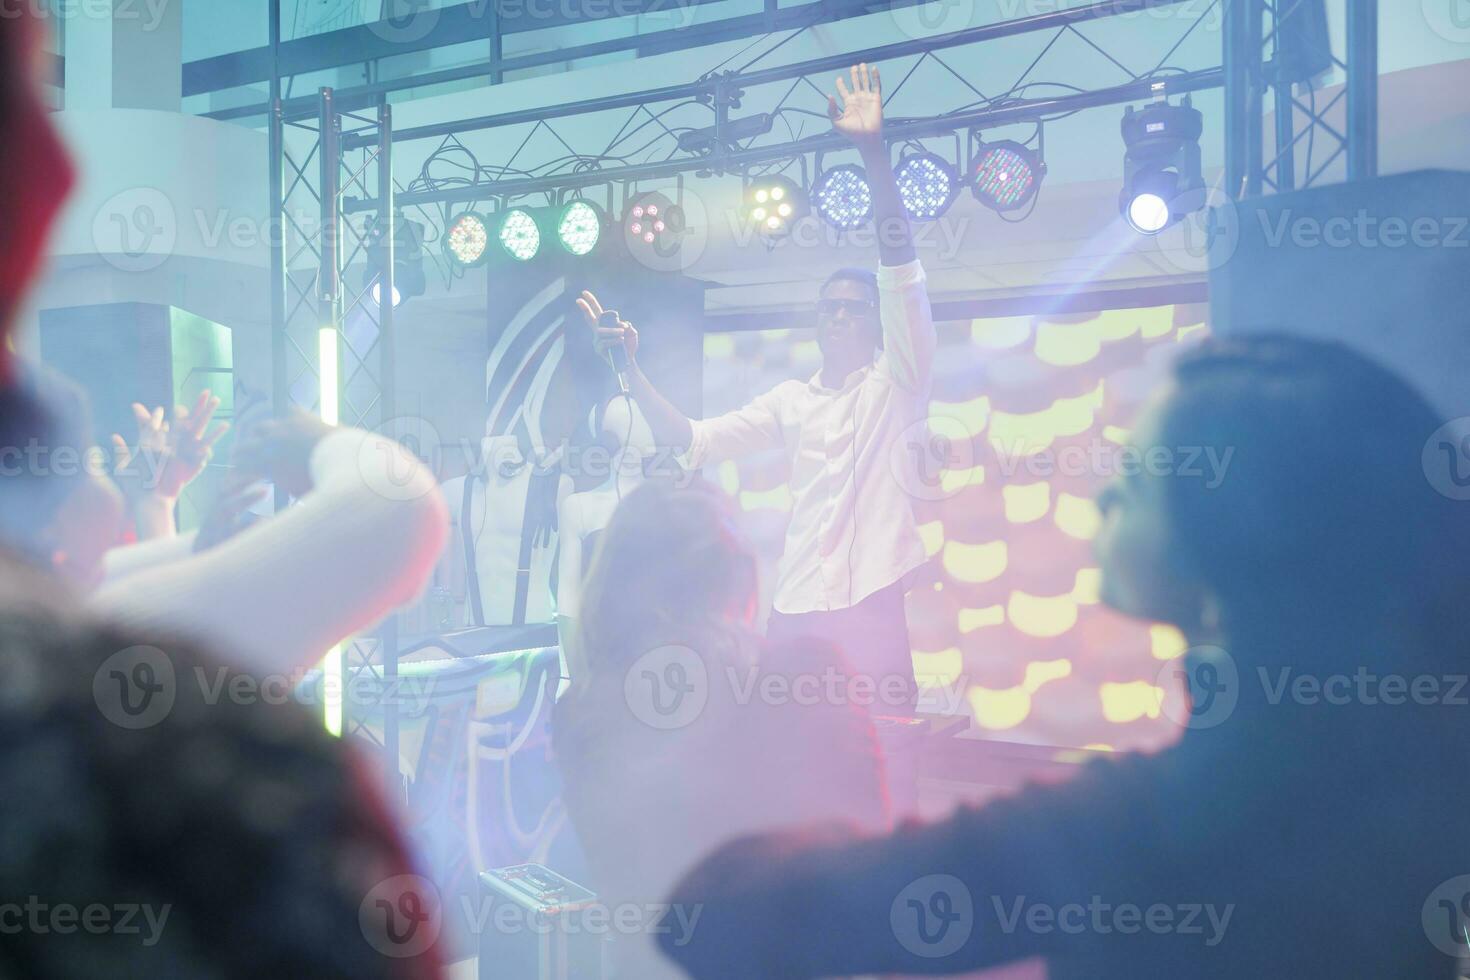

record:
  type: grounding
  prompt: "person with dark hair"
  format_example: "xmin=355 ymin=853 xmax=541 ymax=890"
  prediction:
xmin=554 ymin=480 xmax=890 ymax=979
xmin=0 ymin=12 xmax=443 ymax=978
xmin=0 ymin=603 xmax=443 ymax=979
xmin=575 ymin=64 xmax=935 ymax=712
xmin=659 ymin=334 xmax=1470 ymax=979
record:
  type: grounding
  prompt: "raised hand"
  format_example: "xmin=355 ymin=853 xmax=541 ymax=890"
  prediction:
xmin=112 ymin=390 xmax=229 ymax=500
xmin=575 ymin=289 xmax=639 ymax=364
xmin=828 ymin=63 xmax=884 ymax=150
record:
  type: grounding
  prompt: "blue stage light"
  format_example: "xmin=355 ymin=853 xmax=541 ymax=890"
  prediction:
xmin=811 ymin=165 xmax=873 ymax=230
xmin=895 ymin=151 xmax=958 ymax=221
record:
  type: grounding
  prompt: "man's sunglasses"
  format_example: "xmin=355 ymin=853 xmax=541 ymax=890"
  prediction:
xmin=816 ymin=297 xmax=877 ymax=319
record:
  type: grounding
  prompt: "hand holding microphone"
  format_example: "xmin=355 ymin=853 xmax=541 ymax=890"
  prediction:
xmin=576 ymin=289 xmax=639 ymax=392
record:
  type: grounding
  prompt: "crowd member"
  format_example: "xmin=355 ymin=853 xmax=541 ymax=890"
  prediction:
xmin=660 ymin=335 xmax=1470 ymax=979
xmin=109 ymin=389 xmax=228 ymax=541
xmin=554 ymin=481 xmax=890 ymax=979
xmin=0 ymin=9 xmax=443 ymax=978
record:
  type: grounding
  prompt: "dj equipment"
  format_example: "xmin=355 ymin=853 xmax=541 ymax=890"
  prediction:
xmin=478 ymin=865 xmax=610 ymax=980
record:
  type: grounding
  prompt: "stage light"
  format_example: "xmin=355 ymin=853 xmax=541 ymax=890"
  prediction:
xmin=811 ymin=164 xmax=872 ymax=230
xmin=498 ymin=207 xmax=542 ymax=261
xmin=623 ymin=191 xmax=686 ymax=257
xmin=1120 ymin=96 xmax=1205 ymax=235
xmin=895 ymin=151 xmax=958 ymax=221
xmin=744 ymin=175 xmax=806 ymax=238
xmin=556 ymin=200 xmax=603 ymax=256
xmin=370 ymin=281 xmax=402 ymax=308
xmin=444 ymin=211 xmax=491 ymax=268
xmin=364 ymin=212 xmax=425 ymax=308
xmin=969 ymin=140 xmax=1044 ymax=213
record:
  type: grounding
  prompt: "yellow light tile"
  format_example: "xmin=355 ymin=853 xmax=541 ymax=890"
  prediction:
xmin=917 ymin=520 xmax=945 ymax=558
xmin=1035 ymin=320 xmax=1101 ymax=367
xmin=1002 ymin=481 xmax=1050 ymax=523
xmin=1094 ymin=308 xmax=1143 ymax=342
xmin=1022 ymin=658 xmax=1073 ymax=691
xmin=1150 ymin=623 xmax=1188 ymax=660
xmin=941 ymin=539 xmax=1007 ymax=584
xmin=1071 ymin=567 xmax=1101 ymax=605
xmin=970 ymin=315 xmax=1031 ymax=349
xmin=1100 ymin=681 xmax=1164 ymax=722
xmin=968 ymin=687 xmax=1032 ymax=730
xmin=987 ymin=381 xmax=1104 ymax=456
xmin=928 ymin=395 xmax=990 ymax=437
xmin=1008 ymin=591 xmax=1078 ymax=638
xmin=957 ymin=605 xmax=1005 ymax=633
xmin=940 ymin=464 xmax=986 ymax=494
xmin=1054 ymin=492 xmax=1101 ymax=540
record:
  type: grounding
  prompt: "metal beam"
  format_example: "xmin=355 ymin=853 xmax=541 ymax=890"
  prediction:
xmin=344 ymin=66 xmax=1222 ymax=211
xmin=1346 ymin=0 xmax=1377 ymax=180
xmin=339 ymin=0 xmax=1203 ymax=148
xmin=203 ymin=0 xmax=1198 ymax=124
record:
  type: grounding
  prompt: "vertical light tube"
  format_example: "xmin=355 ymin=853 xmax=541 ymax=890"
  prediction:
xmin=319 ymin=325 xmax=342 ymax=735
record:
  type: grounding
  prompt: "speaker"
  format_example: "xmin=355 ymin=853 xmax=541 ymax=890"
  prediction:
xmin=1210 ymin=170 xmax=1470 ymax=420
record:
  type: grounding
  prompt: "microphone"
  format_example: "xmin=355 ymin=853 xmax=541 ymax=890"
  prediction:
xmin=598 ymin=309 xmax=632 ymax=394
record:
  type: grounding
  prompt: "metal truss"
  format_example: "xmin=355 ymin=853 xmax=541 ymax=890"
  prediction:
xmin=334 ymin=0 xmax=1225 ymax=218
xmin=268 ymin=78 xmax=403 ymax=786
xmin=1224 ymin=0 xmax=1377 ymax=198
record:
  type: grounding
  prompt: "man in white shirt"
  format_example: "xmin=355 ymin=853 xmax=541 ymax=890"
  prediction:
xmin=577 ymin=63 xmax=935 ymax=712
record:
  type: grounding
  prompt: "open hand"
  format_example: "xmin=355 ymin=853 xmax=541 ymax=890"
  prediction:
xmin=111 ymin=389 xmax=229 ymax=500
xmin=828 ymin=63 xmax=884 ymax=150
xmin=575 ymin=289 xmax=639 ymax=364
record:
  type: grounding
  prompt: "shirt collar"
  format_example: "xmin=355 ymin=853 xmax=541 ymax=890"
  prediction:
xmin=807 ymin=363 xmax=871 ymax=394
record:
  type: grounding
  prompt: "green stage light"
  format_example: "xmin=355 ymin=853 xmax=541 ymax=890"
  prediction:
xmin=498 ymin=208 xmax=541 ymax=261
xmin=557 ymin=201 xmax=603 ymax=256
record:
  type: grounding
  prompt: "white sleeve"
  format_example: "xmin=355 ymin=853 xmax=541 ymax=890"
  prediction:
xmin=679 ymin=383 xmax=790 ymax=470
xmin=874 ymin=258 xmax=936 ymax=395
xmin=92 ymin=428 xmax=450 ymax=677
xmin=101 ymin=531 xmax=200 ymax=585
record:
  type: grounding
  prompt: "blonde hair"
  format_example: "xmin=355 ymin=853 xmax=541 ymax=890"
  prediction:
xmin=576 ymin=480 xmax=758 ymax=681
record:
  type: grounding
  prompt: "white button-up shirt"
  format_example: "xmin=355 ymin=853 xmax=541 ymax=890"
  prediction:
xmin=684 ymin=259 xmax=935 ymax=614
